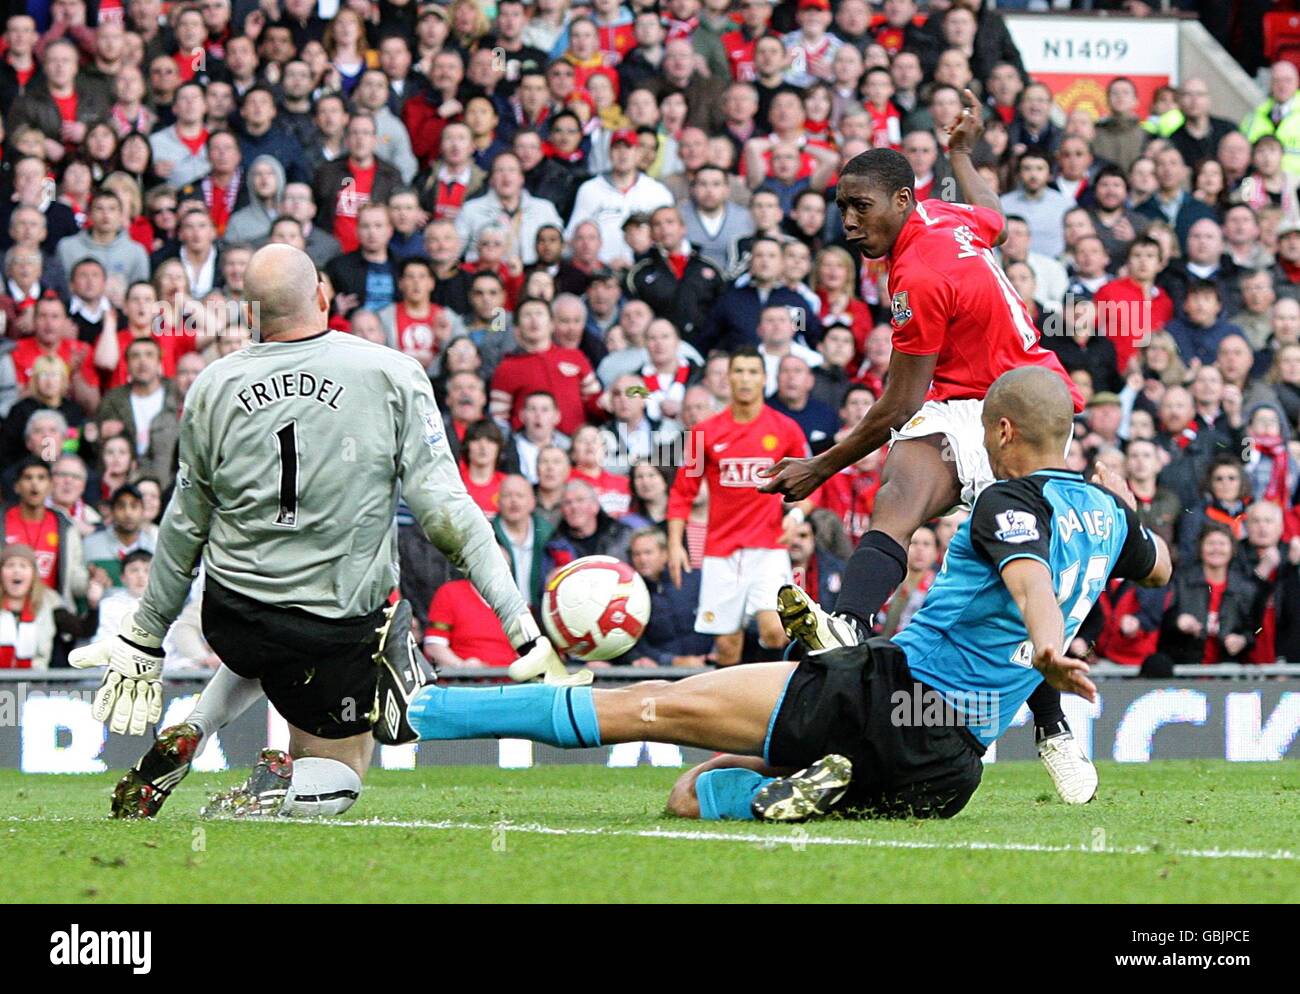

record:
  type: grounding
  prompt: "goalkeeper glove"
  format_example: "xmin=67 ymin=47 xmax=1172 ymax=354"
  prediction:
xmin=507 ymin=612 xmax=593 ymax=687
xmin=69 ymin=612 xmax=166 ymax=736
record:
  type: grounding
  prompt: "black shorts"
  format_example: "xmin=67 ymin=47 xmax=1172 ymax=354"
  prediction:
xmin=202 ymin=580 xmax=385 ymax=739
xmin=766 ymin=638 xmax=985 ymax=819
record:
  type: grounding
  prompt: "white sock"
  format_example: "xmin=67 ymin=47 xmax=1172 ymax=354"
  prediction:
xmin=187 ymin=665 xmax=264 ymax=740
xmin=281 ymin=757 xmax=362 ymax=817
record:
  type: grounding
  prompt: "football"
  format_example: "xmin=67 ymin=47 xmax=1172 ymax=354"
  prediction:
xmin=541 ymin=555 xmax=652 ymax=661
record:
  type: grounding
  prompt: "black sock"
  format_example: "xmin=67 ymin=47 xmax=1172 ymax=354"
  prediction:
xmin=833 ymin=530 xmax=907 ymax=632
xmin=1028 ymin=681 xmax=1069 ymax=739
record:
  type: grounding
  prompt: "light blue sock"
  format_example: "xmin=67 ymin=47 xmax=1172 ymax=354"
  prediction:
xmin=407 ymin=684 xmax=602 ymax=748
xmin=695 ymin=768 xmax=772 ymax=821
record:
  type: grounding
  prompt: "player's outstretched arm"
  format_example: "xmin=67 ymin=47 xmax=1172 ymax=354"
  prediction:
xmin=946 ymin=88 xmax=1007 ymax=246
xmin=1000 ymin=559 xmax=1097 ymax=703
xmin=392 ymin=362 xmax=573 ymax=682
xmin=132 ymin=383 xmax=218 ymax=639
xmin=758 ymin=349 xmax=936 ymax=501
xmin=70 ymin=380 xmax=219 ymax=734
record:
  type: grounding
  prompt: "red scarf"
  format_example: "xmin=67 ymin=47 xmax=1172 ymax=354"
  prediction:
xmin=1206 ymin=504 xmax=1247 ymax=538
xmin=1171 ymin=422 xmax=1197 ymax=449
xmin=0 ymin=599 xmax=37 ymax=668
xmin=642 ymin=359 xmax=690 ymax=394
xmin=202 ymin=170 xmax=241 ymax=235
xmin=665 ymin=16 xmax=699 ymax=40
xmin=1282 ymin=258 xmax=1300 ymax=285
xmin=67 ymin=197 xmax=88 ymax=228
xmin=543 ymin=143 xmax=586 ymax=164
xmin=666 ymin=252 xmax=689 ymax=279
xmin=111 ymin=104 xmax=150 ymax=135
xmin=1251 ymin=434 xmax=1292 ymax=502
xmin=805 ymin=118 xmax=832 ymax=140
xmin=511 ymin=99 xmax=550 ymax=128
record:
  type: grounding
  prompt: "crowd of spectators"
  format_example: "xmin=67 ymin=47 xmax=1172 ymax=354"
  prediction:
xmin=0 ymin=0 xmax=1297 ymax=674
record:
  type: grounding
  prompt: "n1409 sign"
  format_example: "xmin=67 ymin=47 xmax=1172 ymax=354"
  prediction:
xmin=1041 ymin=38 xmax=1129 ymax=61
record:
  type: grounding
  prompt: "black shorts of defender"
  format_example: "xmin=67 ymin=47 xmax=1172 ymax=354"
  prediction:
xmin=767 ymin=638 xmax=985 ymax=819
xmin=202 ymin=580 xmax=386 ymax=739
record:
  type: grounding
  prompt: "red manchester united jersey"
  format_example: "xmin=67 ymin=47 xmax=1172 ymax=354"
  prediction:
xmin=668 ymin=405 xmax=809 ymax=558
xmin=886 ymin=200 xmax=1085 ymax=412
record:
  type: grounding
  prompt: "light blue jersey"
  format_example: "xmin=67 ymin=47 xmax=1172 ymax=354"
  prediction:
xmin=895 ymin=470 xmax=1158 ymax=746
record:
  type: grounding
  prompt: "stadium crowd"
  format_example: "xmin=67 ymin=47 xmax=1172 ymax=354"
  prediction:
xmin=0 ymin=0 xmax=1297 ymax=675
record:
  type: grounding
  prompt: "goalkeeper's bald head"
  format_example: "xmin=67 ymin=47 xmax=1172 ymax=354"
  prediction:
xmin=243 ymin=244 xmax=327 ymax=341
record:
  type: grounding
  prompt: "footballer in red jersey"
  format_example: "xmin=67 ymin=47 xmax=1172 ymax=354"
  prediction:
xmin=760 ymin=90 xmax=1099 ymax=804
xmin=667 ymin=348 xmax=809 ymax=666
xmin=721 ymin=0 xmax=774 ymax=81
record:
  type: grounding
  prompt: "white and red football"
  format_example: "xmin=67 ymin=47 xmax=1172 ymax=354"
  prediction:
xmin=542 ymin=555 xmax=652 ymax=661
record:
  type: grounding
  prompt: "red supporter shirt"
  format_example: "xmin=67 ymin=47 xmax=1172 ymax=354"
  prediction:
xmin=572 ymin=466 xmax=631 ymax=517
xmin=668 ymin=405 xmax=809 ymax=558
xmin=425 ymin=579 xmax=515 ymax=666
xmin=873 ymin=25 xmax=906 ymax=54
xmin=812 ymin=464 xmax=880 ymax=546
xmin=13 ymin=338 xmax=89 ymax=388
xmin=1093 ymin=278 xmax=1173 ymax=374
xmin=721 ymin=29 xmax=764 ymax=81
xmin=4 ymin=507 xmax=60 ymax=586
xmin=432 ymin=178 xmax=468 ymax=221
xmin=1094 ymin=580 xmax=1159 ymax=666
xmin=79 ymin=330 xmax=181 ymax=393
xmin=1247 ymin=586 xmax=1277 ymax=665
xmin=334 ymin=162 xmax=377 ymax=254
xmin=394 ymin=303 xmax=440 ymax=360
xmin=173 ymin=51 xmax=196 ymax=81
xmin=52 ymin=92 xmax=77 ymax=123
xmin=491 ymin=346 xmax=599 ymax=435
xmin=178 ymin=128 xmax=209 ymax=157
xmin=865 ymin=102 xmax=902 ymax=150
xmin=886 ymin=199 xmax=1085 ymax=412
xmin=1202 ymin=579 xmax=1228 ymax=664
xmin=595 ymin=21 xmax=636 ymax=62
xmin=459 ymin=467 xmax=505 ymax=517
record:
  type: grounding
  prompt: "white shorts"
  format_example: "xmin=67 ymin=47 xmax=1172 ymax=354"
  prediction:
xmin=695 ymin=548 xmax=793 ymax=635
xmin=889 ymin=398 xmax=993 ymax=508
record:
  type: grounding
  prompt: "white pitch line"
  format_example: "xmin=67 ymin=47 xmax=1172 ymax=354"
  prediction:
xmin=293 ymin=817 xmax=1300 ymax=863
xmin=7 ymin=814 xmax=1297 ymax=862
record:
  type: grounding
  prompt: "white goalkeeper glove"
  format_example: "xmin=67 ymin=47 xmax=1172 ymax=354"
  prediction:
xmin=507 ymin=613 xmax=593 ymax=687
xmin=68 ymin=612 xmax=166 ymax=736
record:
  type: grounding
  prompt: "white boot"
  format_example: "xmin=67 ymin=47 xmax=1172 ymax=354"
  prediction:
xmin=1037 ymin=723 xmax=1098 ymax=804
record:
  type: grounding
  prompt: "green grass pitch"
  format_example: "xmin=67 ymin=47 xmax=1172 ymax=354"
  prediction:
xmin=3 ymin=761 xmax=1298 ymax=903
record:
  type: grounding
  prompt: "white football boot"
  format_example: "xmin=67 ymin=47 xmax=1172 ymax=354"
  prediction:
xmin=1036 ymin=722 xmax=1098 ymax=804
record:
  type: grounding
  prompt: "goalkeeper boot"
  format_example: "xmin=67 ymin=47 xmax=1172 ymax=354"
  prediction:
xmin=752 ymin=754 xmax=853 ymax=822
xmin=200 ymin=749 xmax=293 ymax=819
xmin=110 ymin=722 xmax=202 ymax=820
xmin=371 ymin=599 xmax=434 ymax=745
xmin=1036 ymin=722 xmax=1098 ymax=805
xmin=777 ymin=585 xmax=867 ymax=654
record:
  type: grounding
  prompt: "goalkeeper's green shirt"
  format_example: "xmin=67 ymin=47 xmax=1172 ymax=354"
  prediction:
xmin=134 ymin=331 xmax=529 ymax=644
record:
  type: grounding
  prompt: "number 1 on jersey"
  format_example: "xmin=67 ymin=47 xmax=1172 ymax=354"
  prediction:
xmin=275 ymin=421 xmax=299 ymax=527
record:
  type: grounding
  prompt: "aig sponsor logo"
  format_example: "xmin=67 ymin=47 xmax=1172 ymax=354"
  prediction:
xmin=718 ymin=457 xmax=774 ymax=488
